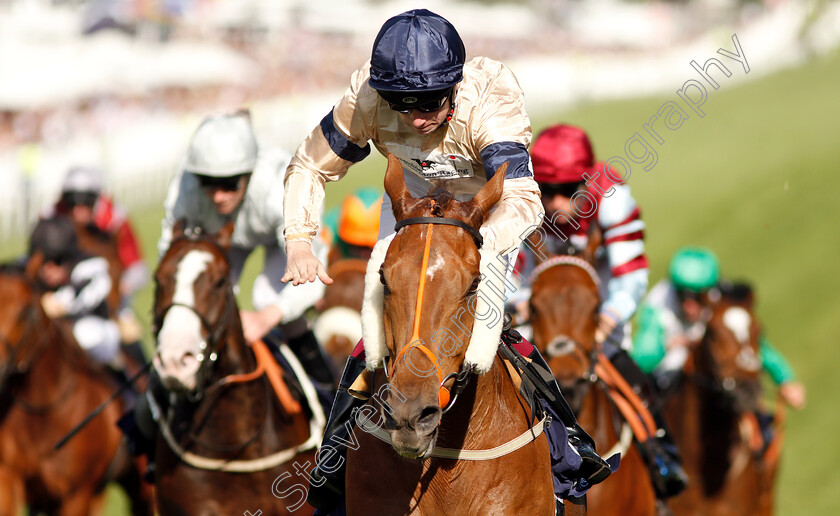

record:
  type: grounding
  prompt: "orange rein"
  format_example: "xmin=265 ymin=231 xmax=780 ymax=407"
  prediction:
xmin=594 ymin=353 xmax=659 ymax=442
xmin=391 ymin=220 xmax=451 ymax=409
xmin=218 ymin=339 xmax=302 ymax=415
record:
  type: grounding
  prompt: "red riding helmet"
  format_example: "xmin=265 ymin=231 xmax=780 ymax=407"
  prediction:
xmin=531 ymin=124 xmax=595 ymax=184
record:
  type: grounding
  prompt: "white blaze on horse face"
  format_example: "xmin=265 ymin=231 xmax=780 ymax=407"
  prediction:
xmin=154 ymin=250 xmax=214 ymax=391
xmin=722 ymin=307 xmax=751 ymax=344
xmin=425 ymin=252 xmax=444 ymax=281
xmin=722 ymin=306 xmax=762 ymax=372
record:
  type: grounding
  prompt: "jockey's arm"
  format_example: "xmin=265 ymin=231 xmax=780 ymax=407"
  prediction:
xmin=760 ymin=336 xmax=806 ymax=409
xmin=64 ymin=257 xmax=113 ymax=316
xmin=283 ymin=69 xmax=374 ymax=284
xmin=759 ymin=335 xmax=796 ymax=386
xmin=630 ymin=303 xmax=668 ymax=374
xmin=598 ymin=184 xmax=650 ymax=328
xmin=158 ymin=167 xmax=193 ymax=259
xmin=114 ymin=219 xmax=148 ymax=297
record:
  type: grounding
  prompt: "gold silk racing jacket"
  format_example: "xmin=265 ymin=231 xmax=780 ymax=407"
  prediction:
xmin=284 ymin=56 xmax=544 ymax=254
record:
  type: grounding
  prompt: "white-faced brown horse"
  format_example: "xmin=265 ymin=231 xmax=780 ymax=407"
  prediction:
xmin=665 ymin=283 xmax=777 ymax=516
xmin=529 ymin=249 xmax=658 ymax=516
xmin=151 ymin=221 xmax=323 ymax=516
xmin=345 ymin=156 xmax=579 ymax=516
xmin=0 ymin=262 xmax=153 ymax=516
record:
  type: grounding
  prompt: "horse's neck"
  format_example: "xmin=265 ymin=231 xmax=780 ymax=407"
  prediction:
xmin=20 ymin=319 xmax=84 ymax=405
xmin=186 ymin=328 xmax=309 ymax=454
xmin=443 ymin=358 xmax=533 ymax=449
xmin=677 ymin=355 xmax=741 ymax=491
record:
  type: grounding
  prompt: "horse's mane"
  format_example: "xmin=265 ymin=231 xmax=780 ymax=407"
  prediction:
xmin=0 ymin=261 xmax=26 ymax=275
xmin=718 ymin=280 xmax=753 ymax=304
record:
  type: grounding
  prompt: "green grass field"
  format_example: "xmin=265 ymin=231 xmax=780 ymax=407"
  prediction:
xmin=4 ymin=47 xmax=839 ymax=514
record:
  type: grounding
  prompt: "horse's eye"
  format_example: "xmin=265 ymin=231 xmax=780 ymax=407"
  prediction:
xmin=466 ymin=277 xmax=480 ymax=297
xmin=379 ymin=268 xmax=390 ymax=295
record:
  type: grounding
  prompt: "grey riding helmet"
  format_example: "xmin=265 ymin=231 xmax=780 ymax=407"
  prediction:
xmin=185 ymin=111 xmax=258 ymax=177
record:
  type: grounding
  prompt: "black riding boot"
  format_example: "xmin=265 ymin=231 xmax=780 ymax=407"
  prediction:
xmin=306 ymin=353 xmax=367 ymax=511
xmin=286 ymin=329 xmax=338 ymax=387
xmin=500 ymin=329 xmax=612 ymax=487
xmin=602 ymin=341 xmax=688 ymax=499
xmin=117 ymin=371 xmax=166 ymax=482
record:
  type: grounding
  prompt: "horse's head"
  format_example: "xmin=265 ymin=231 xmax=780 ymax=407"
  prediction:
xmin=0 ymin=263 xmax=49 ymax=395
xmin=153 ymin=221 xmax=236 ymax=393
xmin=529 ymin=251 xmax=601 ymax=402
xmin=696 ymin=282 xmax=762 ymax=412
xmin=378 ymin=154 xmax=504 ymax=458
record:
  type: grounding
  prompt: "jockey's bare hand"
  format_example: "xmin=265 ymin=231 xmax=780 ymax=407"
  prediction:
xmin=282 ymin=240 xmax=333 ymax=286
xmin=241 ymin=306 xmax=283 ymax=344
xmin=41 ymin=292 xmax=68 ymax=318
xmin=779 ymin=381 xmax=807 ymax=410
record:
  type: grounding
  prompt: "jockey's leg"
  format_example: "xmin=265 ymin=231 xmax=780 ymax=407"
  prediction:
xmin=501 ymin=330 xmax=612 ymax=493
xmin=281 ymin=316 xmax=337 ymax=386
xmin=117 ymin=370 xmax=165 ymax=482
xmin=307 ymin=341 xmax=367 ymax=511
xmin=601 ymin=340 xmax=688 ymax=499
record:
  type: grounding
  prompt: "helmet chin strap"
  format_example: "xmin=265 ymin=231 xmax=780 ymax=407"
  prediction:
xmin=444 ymin=88 xmax=456 ymax=124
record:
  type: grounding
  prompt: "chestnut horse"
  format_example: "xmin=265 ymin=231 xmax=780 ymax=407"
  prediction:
xmin=0 ymin=263 xmax=152 ymax=516
xmin=151 ymin=221 xmax=322 ymax=516
xmin=529 ymin=252 xmax=658 ymax=516
xmin=665 ymin=284 xmax=777 ymax=516
xmin=314 ymin=254 xmax=370 ymax=376
xmin=346 ymin=156 xmax=581 ymax=516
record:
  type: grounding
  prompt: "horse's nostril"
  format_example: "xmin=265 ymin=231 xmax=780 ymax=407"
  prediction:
xmin=382 ymin=403 xmax=398 ymax=430
xmin=180 ymin=352 xmax=197 ymax=366
xmin=415 ymin=406 xmax=442 ymax=431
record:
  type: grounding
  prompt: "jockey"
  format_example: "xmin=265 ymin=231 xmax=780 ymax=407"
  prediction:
xmin=47 ymin=166 xmax=148 ymax=346
xmin=280 ymin=9 xmax=611 ymax=512
xmin=632 ymin=247 xmax=807 ymax=410
xmin=515 ymin=123 xmax=688 ymax=499
xmin=157 ymin=109 xmax=334 ymax=386
xmin=28 ymin=216 xmax=120 ymax=365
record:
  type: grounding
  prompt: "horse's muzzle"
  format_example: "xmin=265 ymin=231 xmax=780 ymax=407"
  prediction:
xmin=382 ymin=402 xmax=442 ymax=459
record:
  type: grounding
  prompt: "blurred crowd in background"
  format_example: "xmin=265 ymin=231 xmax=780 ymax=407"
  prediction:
xmin=0 ymin=0 xmax=838 ymax=243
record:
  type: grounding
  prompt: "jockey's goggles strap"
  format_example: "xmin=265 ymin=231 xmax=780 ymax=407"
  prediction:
xmin=394 ymin=216 xmax=483 ymax=248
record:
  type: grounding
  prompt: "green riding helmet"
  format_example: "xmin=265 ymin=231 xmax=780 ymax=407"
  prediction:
xmin=669 ymin=247 xmax=720 ymax=293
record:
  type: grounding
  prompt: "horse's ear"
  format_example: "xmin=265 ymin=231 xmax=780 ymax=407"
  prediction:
xmin=582 ymin=219 xmax=603 ymax=264
xmin=472 ymin=162 xmax=506 ymax=220
xmin=384 ymin=154 xmax=411 ymax=221
xmin=172 ymin=219 xmax=187 ymax=239
xmin=216 ymin=221 xmax=235 ymax=251
xmin=25 ymin=251 xmax=44 ymax=282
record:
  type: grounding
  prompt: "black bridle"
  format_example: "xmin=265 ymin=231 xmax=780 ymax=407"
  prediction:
xmin=395 ymin=216 xmax=483 ymax=248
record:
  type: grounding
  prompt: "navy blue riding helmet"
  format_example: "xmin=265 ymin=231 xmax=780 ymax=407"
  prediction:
xmin=369 ymin=9 xmax=466 ymax=109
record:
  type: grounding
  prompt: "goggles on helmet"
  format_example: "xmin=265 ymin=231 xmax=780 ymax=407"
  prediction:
xmin=195 ymin=173 xmax=249 ymax=192
xmin=378 ymin=87 xmax=453 ymax=114
xmin=541 ymin=181 xmax=586 ymax=198
xmin=61 ymin=191 xmax=98 ymax=208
